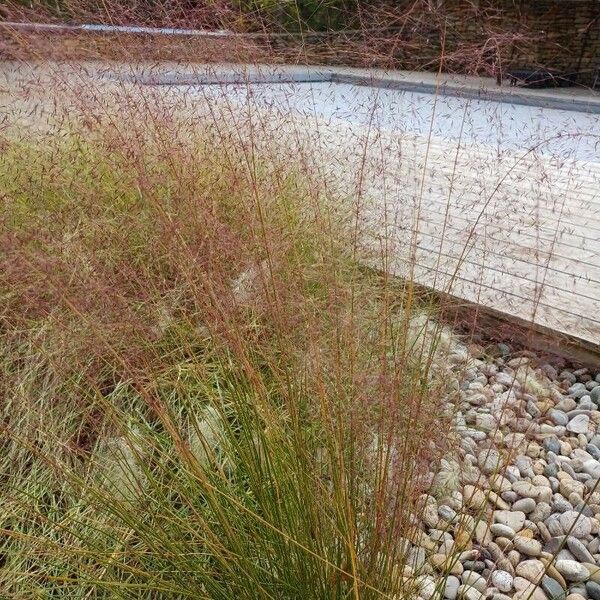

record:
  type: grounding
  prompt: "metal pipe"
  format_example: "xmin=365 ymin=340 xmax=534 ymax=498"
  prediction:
xmin=0 ymin=20 xmax=401 ymax=38
xmin=0 ymin=21 xmax=233 ymax=37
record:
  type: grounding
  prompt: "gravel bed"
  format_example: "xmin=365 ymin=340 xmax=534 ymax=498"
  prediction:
xmin=411 ymin=342 xmax=600 ymax=600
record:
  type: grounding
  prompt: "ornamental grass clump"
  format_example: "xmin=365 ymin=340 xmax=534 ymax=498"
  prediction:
xmin=0 ymin=75 xmax=456 ymax=598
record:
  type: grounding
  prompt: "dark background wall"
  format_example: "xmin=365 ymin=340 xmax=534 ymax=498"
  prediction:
xmin=509 ymin=0 xmax=599 ymax=82
xmin=3 ymin=0 xmax=599 ymax=85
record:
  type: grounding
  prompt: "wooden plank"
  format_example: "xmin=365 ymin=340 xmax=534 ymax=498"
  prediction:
xmin=305 ymin=117 xmax=600 ymax=346
xmin=205 ymin=89 xmax=600 ymax=347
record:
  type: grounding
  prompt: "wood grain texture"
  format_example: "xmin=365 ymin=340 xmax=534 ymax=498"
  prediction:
xmin=284 ymin=114 xmax=600 ymax=347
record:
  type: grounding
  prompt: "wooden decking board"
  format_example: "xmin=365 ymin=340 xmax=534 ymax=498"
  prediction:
xmin=363 ymin=190 xmax=600 ymax=267
xmin=358 ymin=165 xmax=600 ymax=257
xmin=426 ymin=167 xmax=600 ymax=218
xmin=402 ymin=248 xmax=600 ymax=319
xmin=174 ymin=80 xmax=599 ymax=348
xmin=297 ymin=116 xmax=600 ymax=347
xmin=374 ymin=189 xmax=600 ymax=251
xmin=431 ymin=172 xmax=600 ymax=213
xmin=402 ymin=241 xmax=600 ymax=302
xmin=364 ymin=152 xmax=600 ymax=224
xmin=390 ymin=217 xmax=599 ymax=273
xmin=386 ymin=233 xmax=600 ymax=312
xmin=413 ymin=237 xmax=600 ymax=287
xmin=397 ymin=260 xmax=600 ymax=342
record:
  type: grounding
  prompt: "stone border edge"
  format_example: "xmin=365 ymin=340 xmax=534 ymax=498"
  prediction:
xmin=122 ymin=68 xmax=600 ymax=114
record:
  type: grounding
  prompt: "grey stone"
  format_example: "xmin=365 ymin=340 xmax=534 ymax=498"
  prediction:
xmin=502 ymin=491 xmax=518 ymax=504
xmin=444 ymin=575 xmax=461 ymax=600
xmin=544 ymin=436 xmax=562 ymax=455
xmin=546 ymin=514 xmax=565 ymax=537
xmin=494 ymin=510 xmax=526 ymax=532
xmin=567 ymin=536 xmax=595 ymax=563
xmin=541 ymin=576 xmax=566 ymax=600
xmin=556 ymin=398 xmax=577 ymax=412
xmin=544 ymin=536 xmax=567 ymax=554
xmin=559 ymin=510 xmax=592 ymax=538
xmin=524 ymin=518 xmax=539 ymax=531
xmin=513 ymin=498 xmax=537 ymax=513
xmin=530 ymin=502 xmax=552 ymax=523
xmin=490 ymin=592 xmax=512 ymax=600
xmin=582 ymin=459 xmax=600 ymax=479
xmin=563 ymin=477 xmax=585 ymax=498
xmin=491 ymin=524 xmax=516 ymax=539
xmin=504 ymin=466 xmax=521 ymax=483
xmin=588 ymin=537 xmax=600 ymax=554
xmin=570 ymin=456 xmax=585 ymax=472
xmin=561 ymin=462 xmax=577 ymax=478
xmin=408 ymin=546 xmax=427 ymax=569
xmin=463 ymin=561 xmax=486 ymax=572
xmin=567 ymin=414 xmax=590 ymax=434
xmin=513 ymin=537 xmax=542 ymax=557
xmin=457 ymin=584 xmax=484 ymax=600
xmin=550 ymin=410 xmax=569 ymax=426
xmin=516 ymin=456 xmax=535 ymax=478
xmin=496 ymin=371 xmax=516 ymax=386
xmin=567 ymin=407 xmax=592 ymax=420
xmin=419 ymin=575 xmax=436 ymax=600
xmin=565 ymin=409 xmax=593 ymax=419
xmin=556 ymin=549 xmax=575 ymax=562
xmin=439 ymin=505 xmax=458 ymax=522
xmin=586 ymin=582 xmax=600 ymax=600
xmin=459 ymin=550 xmax=480 ymax=563
xmin=461 ymin=570 xmax=487 ymax=592
xmin=573 ymin=502 xmax=595 ymax=517
xmin=541 ymin=364 xmax=558 ymax=379
xmin=439 ymin=539 xmax=458 ymax=555
xmin=554 ymin=560 xmax=590 ymax=582
xmin=579 ymin=396 xmax=596 ymax=411
xmin=569 ymin=383 xmax=588 ymax=399
xmin=479 ymin=448 xmax=502 ymax=474
xmin=552 ymin=496 xmax=573 ymax=513
xmin=513 ymin=481 xmax=541 ymax=499
xmin=516 ymin=559 xmax=545 ymax=583
xmin=586 ymin=444 xmax=600 ymax=461
xmin=586 ymin=479 xmax=600 ymax=496
xmin=572 ymin=368 xmax=589 ymax=377
xmin=537 ymin=487 xmax=553 ymax=504
xmin=560 ymin=370 xmax=577 ymax=384
xmin=538 ymin=521 xmax=552 ymax=542
xmin=491 ymin=570 xmax=514 ymax=593
xmin=527 ymin=400 xmax=541 ymax=418
xmin=475 ymin=413 xmax=497 ymax=432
